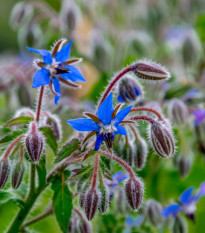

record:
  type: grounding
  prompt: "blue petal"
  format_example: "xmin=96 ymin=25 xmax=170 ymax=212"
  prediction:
xmin=134 ymin=87 xmax=141 ymax=96
xmin=196 ymin=182 xmax=205 ymax=200
xmin=117 ymin=94 xmax=125 ymax=102
xmin=94 ymin=133 xmax=104 ymax=151
xmin=32 ymin=68 xmax=50 ymax=88
xmin=179 ymin=187 xmax=194 ymax=205
xmin=97 ymin=93 xmax=114 ymax=125
xmin=162 ymin=204 xmax=181 ymax=218
xmin=52 ymin=77 xmax=61 ymax=105
xmin=115 ymin=125 xmax=127 ymax=135
xmin=114 ymin=106 xmax=132 ymax=126
xmin=60 ymin=65 xmax=86 ymax=82
xmin=55 ymin=40 xmax=72 ymax=62
xmin=27 ymin=47 xmax=52 ymax=65
xmin=67 ymin=119 xmax=100 ymax=132
xmin=112 ymin=171 xmax=123 ymax=179
xmin=126 ymin=217 xmax=134 ymax=227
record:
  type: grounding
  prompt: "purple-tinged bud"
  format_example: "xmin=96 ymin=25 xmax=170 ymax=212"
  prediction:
xmin=12 ymin=161 xmax=25 ymax=189
xmin=133 ymin=137 xmax=148 ymax=170
xmin=79 ymin=191 xmax=86 ymax=208
xmin=78 ymin=219 xmax=92 ymax=233
xmin=124 ymin=177 xmax=143 ymax=210
xmin=45 ymin=114 xmax=62 ymax=141
xmin=0 ymin=158 xmax=10 ymax=189
xmin=132 ymin=60 xmax=170 ymax=81
xmin=25 ymin=122 xmax=44 ymax=162
xmin=118 ymin=76 xmax=143 ymax=103
xmin=168 ymin=99 xmax=188 ymax=125
xmin=84 ymin=188 xmax=99 ymax=220
xmin=98 ymin=185 xmax=110 ymax=213
xmin=68 ymin=217 xmax=79 ymax=233
xmin=146 ymin=199 xmax=163 ymax=226
xmin=173 ymin=216 xmax=187 ymax=233
xmin=149 ymin=122 xmax=175 ymax=158
xmin=177 ymin=156 xmax=191 ymax=178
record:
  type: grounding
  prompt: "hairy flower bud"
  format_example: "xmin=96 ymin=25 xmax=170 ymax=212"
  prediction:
xmin=177 ymin=156 xmax=191 ymax=178
xmin=146 ymin=199 xmax=163 ymax=226
xmin=124 ymin=177 xmax=143 ymax=210
xmin=12 ymin=161 xmax=25 ymax=189
xmin=45 ymin=114 xmax=62 ymax=141
xmin=0 ymin=158 xmax=10 ymax=189
xmin=78 ymin=219 xmax=92 ymax=233
xmin=168 ymin=99 xmax=188 ymax=125
xmin=132 ymin=60 xmax=170 ymax=81
xmin=150 ymin=122 xmax=175 ymax=158
xmin=98 ymin=185 xmax=110 ymax=213
xmin=25 ymin=122 xmax=44 ymax=162
xmin=173 ymin=216 xmax=187 ymax=233
xmin=133 ymin=137 xmax=148 ymax=170
xmin=118 ymin=76 xmax=143 ymax=103
xmin=84 ymin=188 xmax=99 ymax=220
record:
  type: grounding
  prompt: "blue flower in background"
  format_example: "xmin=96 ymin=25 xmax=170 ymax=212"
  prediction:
xmin=104 ymin=171 xmax=129 ymax=188
xmin=123 ymin=215 xmax=144 ymax=233
xmin=193 ymin=109 xmax=205 ymax=126
xmin=162 ymin=182 xmax=205 ymax=221
xmin=27 ymin=39 xmax=86 ymax=104
xmin=67 ymin=93 xmax=132 ymax=151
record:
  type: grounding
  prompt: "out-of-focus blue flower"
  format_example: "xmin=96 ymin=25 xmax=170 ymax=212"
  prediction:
xmin=104 ymin=171 xmax=129 ymax=188
xmin=162 ymin=182 xmax=205 ymax=220
xmin=67 ymin=93 xmax=132 ymax=151
xmin=193 ymin=109 xmax=205 ymax=126
xmin=123 ymin=215 xmax=144 ymax=233
xmin=183 ymin=89 xmax=201 ymax=103
xmin=27 ymin=39 xmax=86 ymax=104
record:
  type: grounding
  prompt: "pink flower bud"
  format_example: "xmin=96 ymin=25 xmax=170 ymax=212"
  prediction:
xmin=25 ymin=122 xmax=44 ymax=162
xmin=146 ymin=199 xmax=163 ymax=226
xmin=150 ymin=122 xmax=175 ymax=158
xmin=124 ymin=177 xmax=143 ymax=210
xmin=12 ymin=161 xmax=25 ymax=189
xmin=168 ymin=99 xmax=188 ymax=125
xmin=132 ymin=60 xmax=170 ymax=81
xmin=84 ymin=189 xmax=99 ymax=220
xmin=0 ymin=158 xmax=10 ymax=189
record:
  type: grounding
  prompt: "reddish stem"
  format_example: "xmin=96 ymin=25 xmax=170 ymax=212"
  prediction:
xmin=129 ymin=125 xmax=140 ymax=140
xmin=91 ymin=154 xmax=99 ymax=190
xmin=130 ymin=107 xmax=164 ymax=121
xmin=3 ymin=135 xmax=24 ymax=160
xmin=98 ymin=66 xmax=132 ymax=108
xmin=99 ymin=150 xmax=135 ymax=178
xmin=36 ymin=86 xmax=44 ymax=122
xmin=129 ymin=115 xmax=156 ymax=124
xmin=74 ymin=208 xmax=85 ymax=221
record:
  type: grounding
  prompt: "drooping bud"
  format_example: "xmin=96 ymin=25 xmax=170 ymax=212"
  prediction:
xmin=0 ymin=158 xmax=10 ymax=189
xmin=84 ymin=188 xmax=99 ymax=220
xmin=149 ymin=122 xmax=175 ymax=158
xmin=124 ymin=177 xmax=144 ymax=210
xmin=132 ymin=60 xmax=170 ymax=81
xmin=12 ymin=161 xmax=25 ymax=189
xmin=146 ymin=199 xmax=163 ymax=226
xmin=25 ymin=122 xmax=44 ymax=162
xmin=168 ymin=99 xmax=188 ymax=125
xmin=177 ymin=156 xmax=191 ymax=178
xmin=172 ymin=216 xmax=187 ymax=233
xmin=68 ymin=216 xmax=79 ymax=233
xmin=133 ymin=137 xmax=148 ymax=170
xmin=45 ymin=114 xmax=62 ymax=141
xmin=117 ymin=76 xmax=143 ymax=103
xmin=78 ymin=219 xmax=92 ymax=233
xmin=98 ymin=184 xmax=110 ymax=213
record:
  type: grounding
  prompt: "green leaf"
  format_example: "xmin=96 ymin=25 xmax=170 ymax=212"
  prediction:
xmin=0 ymin=129 xmax=27 ymax=144
xmin=36 ymin=155 xmax=46 ymax=190
xmin=0 ymin=190 xmax=12 ymax=204
xmin=40 ymin=126 xmax=58 ymax=154
xmin=55 ymin=138 xmax=81 ymax=163
xmin=3 ymin=116 xmax=33 ymax=128
xmin=51 ymin=173 xmax=73 ymax=233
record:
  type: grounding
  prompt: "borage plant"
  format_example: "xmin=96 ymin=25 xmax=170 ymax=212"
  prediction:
xmin=0 ymin=39 xmax=175 ymax=233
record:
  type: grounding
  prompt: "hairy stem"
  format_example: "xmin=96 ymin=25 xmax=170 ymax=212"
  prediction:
xmin=99 ymin=150 xmax=135 ymax=178
xmin=129 ymin=115 xmax=156 ymax=124
xmin=91 ymin=154 xmax=99 ymax=190
xmin=36 ymin=86 xmax=44 ymax=122
xmin=130 ymin=107 xmax=164 ymax=121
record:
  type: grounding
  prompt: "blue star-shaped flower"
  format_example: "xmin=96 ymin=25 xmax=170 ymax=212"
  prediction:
xmin=27 ymin=39 xmax=86 ymax=104
xmin=67 ymin=93 xmax=133 ymax=151
xmin=162 ymin=182 xmax=205 ymax=221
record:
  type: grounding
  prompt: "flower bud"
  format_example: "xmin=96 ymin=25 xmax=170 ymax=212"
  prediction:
xmin=118 ymin=76 xmax=143 ymax=103
xmin=133 ymin=137 xmax=148 ymax=170
xmin=177 ymin=156 xmax=191 ymax=178
xmin=12 ymin=161 xmax=25 ymax=189
xmin=132 ymin=60 xmax=170 ymax=81
xmin=172 ymin=216 xmax=187 ymax=233
xmin=98 ymin=185 xmax=110 ymax=213
xmin=150 ymin=122 xmax=175 ymax=158
xmin=124 ymin=177 xmax=143 ymax=210
xmin=45 ymin=114 xmax=62 ymax=141
xmin=0 ymin=158 xmax=10 ymax=189
xmin=68 ymin=216 xmax=78 ymax=233
xmin=84 ymin=188 xmax=99 ymax=220
xmin=25 ymin=122 xmax=44 ymax=162
xmin=168 ymin=99 xmax=188 ymax=125
xmin=146 ymin=199 xmax=163 ymax=226
xmin=78 ymin=219 xmax=92 ymax=233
